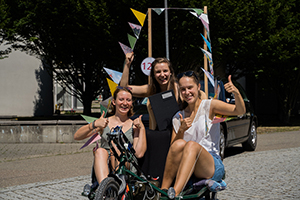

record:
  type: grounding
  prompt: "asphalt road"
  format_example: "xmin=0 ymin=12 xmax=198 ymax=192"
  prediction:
xmin=0 ymin=131 xmax=299 ymax=189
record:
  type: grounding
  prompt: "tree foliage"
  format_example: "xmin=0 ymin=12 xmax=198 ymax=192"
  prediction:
xmin=1 ymin=0 xmax=299 ymax=122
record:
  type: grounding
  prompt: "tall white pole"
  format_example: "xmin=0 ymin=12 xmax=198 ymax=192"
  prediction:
xmin=164 ymin=0 xmax=169 ymax=60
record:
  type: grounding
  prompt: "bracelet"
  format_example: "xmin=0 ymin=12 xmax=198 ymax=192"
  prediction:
xmin=92 ymin=120 xmax=96 ymax=129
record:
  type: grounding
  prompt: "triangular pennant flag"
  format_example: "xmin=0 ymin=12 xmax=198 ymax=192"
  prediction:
xmin=80 ymin=114 xmax=98 ymax=123
xmin=190 ymin=12 xmax=210 ymax=41
xmin=200 ymin=33 xmax=212 ymax=52
xmin=103 ymin=67 xmax=123 ymax=84
xmin=193 ymin=8 xmax=204 ymax=15
xmin=106 ymin=78 xmax=118 ymax=96
xmin=127 ymin=34 xmax=137 ymax=49
xmin=200 ymin=48 xmax=214 ymax=75
xmin=100 ymin=104 xmax=108 ymax=116
xmin=141 ymin=97 xmax=148 ymax=105
xmin=200 ymin=14 xmax=210 ymax=40
xmin=201 ymin=67 xmax=215 ymax=87
xmin=152 ymin=8 xmax=165 ymax=15
xmin=130 ymin=8 xmax=146 ymax=26
xmin=79 ymin=114 xmax=101 ymax=149
xmin=80 ymin=133 xmax=101 ymax=149
xmin=212 ymin=114 xmax=234 ymax=124
xmin=128 ymin=22 xmax=142 ymax=38
xmin=213 ymin=79 xmax=220 ymax=99
xmin=118 ymin=42 xmax=133 ymax=55
xmin=100 ymin=96 xmax=112 ymax=109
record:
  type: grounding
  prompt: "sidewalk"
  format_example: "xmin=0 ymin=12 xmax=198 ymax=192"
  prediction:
xmin=0 ymin=143 xmax=95 ymax=188
xmin=0 ymin=143 xmax=90 ymax=163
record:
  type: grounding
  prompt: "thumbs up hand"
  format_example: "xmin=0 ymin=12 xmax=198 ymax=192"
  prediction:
xmin=178 ymin=113 xmax=192 ymax=132
xmin=94 ymin=111 xmax=109 ymax=129
xmin=224 ymin=75 xmax=239 ymax=94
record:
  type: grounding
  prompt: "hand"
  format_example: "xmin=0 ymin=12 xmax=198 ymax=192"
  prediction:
xmin=94 ymin=111 xmax=109 ymax=129
xmin=125 ymin=52 xmax=134 ymax=66
xmin=224 ymin=75 xmax=239 ymax=94
xmin=178 ymin=113 xmax=192 ymax=132
xmin=133 ymin=115 xmax=143 ymax=129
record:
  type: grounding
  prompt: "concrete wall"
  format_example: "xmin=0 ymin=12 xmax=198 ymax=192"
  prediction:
xmin=0 ymin=48 xmax=53 ymax=117
xmin=0 ymin=120 xmax=89 ymax=143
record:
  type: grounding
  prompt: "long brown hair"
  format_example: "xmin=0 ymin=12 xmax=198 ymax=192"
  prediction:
xmin=109 ymin=87 xmax=134 ymax=117
xmin=149 ymin=58 xmax=176 ymax=95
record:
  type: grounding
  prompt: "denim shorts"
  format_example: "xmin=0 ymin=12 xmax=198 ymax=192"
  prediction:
xmin=210 ymin=154 xmax=225 ymax=181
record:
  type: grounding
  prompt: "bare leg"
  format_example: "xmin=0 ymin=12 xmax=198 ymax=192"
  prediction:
xmin=94 ymin=148 xmax=109 ymax=183
xmin=173 ymin=141 xmax=215 ymax=196
xmin=161 ymin=139 xmax=186 ymax=190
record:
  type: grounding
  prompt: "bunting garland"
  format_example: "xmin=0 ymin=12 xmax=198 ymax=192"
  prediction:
xmin=119 ymin=8 xmax=147 ymax=55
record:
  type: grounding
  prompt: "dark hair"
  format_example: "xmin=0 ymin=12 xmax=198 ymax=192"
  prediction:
xmin=109 ymin=87 xmax=134 ymax=117
xmin=149 ymin=57 xmax=176 ymax=95
xmin=177 ymin=70 xmax=202 ymax=110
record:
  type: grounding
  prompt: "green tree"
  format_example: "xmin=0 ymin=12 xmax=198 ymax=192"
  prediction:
xmin=0 ymin=0 xmax=136 ymax=115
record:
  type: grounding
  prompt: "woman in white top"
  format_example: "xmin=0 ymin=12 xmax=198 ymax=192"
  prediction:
xmin=161 ymin=71 xmax=246 ymax=197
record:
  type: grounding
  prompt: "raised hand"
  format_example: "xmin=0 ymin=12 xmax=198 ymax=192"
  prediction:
xmin=133 ymin=115 xmax=144 ymax=129
xmin=224 ymin=75 xmax=239 ymax=94
xmin=125 ymin=52 xmax=134 ymax=66
xmin=179 ymin=113 xmax=192 ymax=132
xmin=94 ymin=111 xmax=109 ymax=129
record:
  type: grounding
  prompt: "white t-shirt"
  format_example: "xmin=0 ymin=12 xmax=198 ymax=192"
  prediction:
xmin=172 ymin=99 xmax=220 ymax=158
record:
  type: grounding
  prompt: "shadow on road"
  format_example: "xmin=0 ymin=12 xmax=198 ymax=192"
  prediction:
xmin=224 ymin=146 xmax=245 ymax=159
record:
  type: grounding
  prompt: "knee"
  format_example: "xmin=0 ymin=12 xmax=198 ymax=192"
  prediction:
xmin=184 ymin=141 xmax=202 ymax=153
xmin=169 ymin=139 xmax=186 ymax=154
xmin=94 ymin=148 xmax=109 ymax=160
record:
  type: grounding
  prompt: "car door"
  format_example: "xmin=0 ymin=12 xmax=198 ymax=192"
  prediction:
xmin=225 ymin=84 xmax=250 ymax=140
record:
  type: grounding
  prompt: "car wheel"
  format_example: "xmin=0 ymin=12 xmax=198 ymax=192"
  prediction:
xmin=219 ymin=124 xmax=226 ymax=160
xmin=242 ymin=121 xmax=257 ymax=151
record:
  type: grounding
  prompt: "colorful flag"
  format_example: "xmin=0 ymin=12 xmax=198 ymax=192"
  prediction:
xmin=118 ymin=42 xmax=133 ymax=55
xmin=141 ymin=97 xmax=148 ymax=105
xmin=192 ymin=8 xmax=204 ymax=15
xmin=201 ymin=67 xmax=215 ymax=87
xmin=106 ymin=78 xmax=118 ymax=96
xmin=128 ymin=22 xmax=142 ymax=38
xmin=213 ymin=79 xmax=220 ymax=99
xmin=103 ymin=67 xmax=122 ymax=84
xmin=152 ymin=8 xmax=165 ymax=15
xmin=130 ymin=8 xmax=146 ymax=26
xmin=190 ymin=12 xmax=210 ymax=41
xmin=100 ymin=96 xmax=112 ymax=109
xmin=212 ymin=114 xmax=234 ymax=124
xmin=79 ymin=115 xmax=101 ymax=149
xmin=80 ymin=115 xmax=98 ymax=123
xmin=127 ymin=34 xmax=137 ymax=49
xmin=200 ymin=48 xmax=214 ymax=75
xmin=80 ymin=132 xmax=101 ymax=149
xmin=200 ymin=33 xmax=211 ymax=52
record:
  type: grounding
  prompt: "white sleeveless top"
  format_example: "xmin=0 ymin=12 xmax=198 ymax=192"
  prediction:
xmin=172 ymin=99 xmax=221 ymax=158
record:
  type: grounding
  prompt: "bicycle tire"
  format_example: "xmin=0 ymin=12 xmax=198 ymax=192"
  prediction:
xmin=94 ymin=177 xmax=120 ymax=200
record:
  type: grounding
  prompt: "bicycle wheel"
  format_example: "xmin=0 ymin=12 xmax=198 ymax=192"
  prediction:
xmin=94 ymin=177 xmax=120 ymax=200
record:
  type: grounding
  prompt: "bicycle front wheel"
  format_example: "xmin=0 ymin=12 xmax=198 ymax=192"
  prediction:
xmin=94 ymin=177 xmax=120 ymax=200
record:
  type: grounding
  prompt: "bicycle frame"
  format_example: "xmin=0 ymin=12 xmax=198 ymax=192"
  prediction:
xmin=106 ymin=126 xmax=210 ymax=200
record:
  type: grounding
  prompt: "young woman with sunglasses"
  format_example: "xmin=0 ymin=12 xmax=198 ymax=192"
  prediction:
xmin=161 ymin=71 xmax=246 ymax=197
xmin=74 ymin=87 xmax=146 ymax=184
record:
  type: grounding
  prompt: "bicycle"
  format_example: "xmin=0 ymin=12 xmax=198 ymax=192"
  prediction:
xmin=82 ymin=126 xmax=219 ymax=200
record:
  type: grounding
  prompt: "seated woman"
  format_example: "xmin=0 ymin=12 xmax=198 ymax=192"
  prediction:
xmin=161 ymin=71 xmax=246 ymax=197
xmin=74 ymin=87 xmax=147 ymax=184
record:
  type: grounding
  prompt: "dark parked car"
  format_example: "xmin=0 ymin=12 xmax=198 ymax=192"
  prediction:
xmin=132 ymin=79 xmax=258 ymax=160
xmin=218 ymin=80 xmax=258 ymax=160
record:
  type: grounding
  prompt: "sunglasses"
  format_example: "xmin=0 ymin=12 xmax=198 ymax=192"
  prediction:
xmin=117 ymin=86 xmax=132 ymax=91
xmin=177 ymin=71 xmax=199 ymax=81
